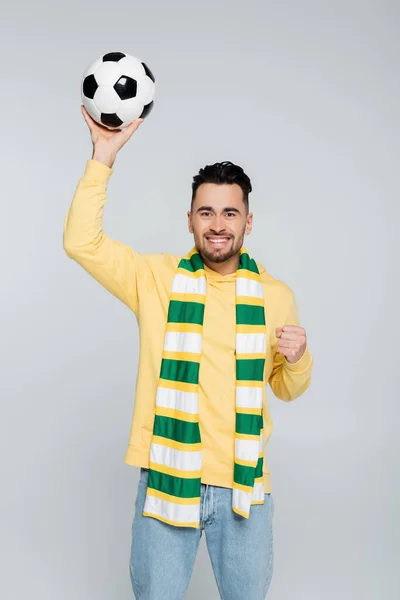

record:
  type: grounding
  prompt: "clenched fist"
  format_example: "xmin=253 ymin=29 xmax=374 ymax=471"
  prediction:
xmin=276 ymin=325 xmax=307 ymax=364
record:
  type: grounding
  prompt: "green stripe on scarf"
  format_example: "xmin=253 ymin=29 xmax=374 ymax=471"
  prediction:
xmin=167 ymin=300 xmax=205 ymax=324
xmin=148 ymin=470 xmax=201 ymax=498
xmin=160 ymin=359 xmax=200 ymax=385
xmin=236 ymin=358 xmax=265 ymax=381
xmin=234 ymin=457 xmax=264 ymax=486
xmin=153 ymin=415 xmax=201 ymax=444
xmin=179 ymin=255 xmax=205 ymax=272
xmin=236 ymin=413 xmax=263 ymax=435
xmin=237 ymin=253 xmax=259 ymax=274
xmin=236 ymin=304 xmax=265 ymax=325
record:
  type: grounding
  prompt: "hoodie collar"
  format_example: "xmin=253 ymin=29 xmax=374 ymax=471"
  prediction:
xmin=203 ymin=263 xmax=237 ymax=283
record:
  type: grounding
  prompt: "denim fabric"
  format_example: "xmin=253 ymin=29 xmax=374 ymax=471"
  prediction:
xmin=130 ymin=468 xmax=274 ymax=599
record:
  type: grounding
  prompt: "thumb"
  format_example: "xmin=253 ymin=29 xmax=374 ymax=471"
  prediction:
xmin=113 ymin=118 xmax=144 ymax=149
xmin=123 ymin=117 xmax=144 ymax=139
xmin=276 ymin=327 xmax=283 ymax=338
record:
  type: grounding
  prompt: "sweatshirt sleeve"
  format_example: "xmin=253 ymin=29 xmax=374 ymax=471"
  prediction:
xmin=63 ymin=159 xmax=153 ymax=314
xmin=268 ymin=291 xmax=313 ymax=402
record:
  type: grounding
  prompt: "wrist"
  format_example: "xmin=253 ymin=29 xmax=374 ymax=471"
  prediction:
xmin=91 ymin=153 xmax=115 ymax=169
xmin=283 ymin=346 xmax=313 ymax=373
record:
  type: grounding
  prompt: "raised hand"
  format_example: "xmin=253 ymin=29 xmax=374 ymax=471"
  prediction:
xmin=81 ymin=105 xmax=144 ymax=169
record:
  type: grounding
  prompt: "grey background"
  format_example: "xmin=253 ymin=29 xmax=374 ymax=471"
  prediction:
xmin=1 ymin=1 xmax=399 ymax=598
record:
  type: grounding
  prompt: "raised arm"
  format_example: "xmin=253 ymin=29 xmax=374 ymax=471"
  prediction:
xmin=63 ymin=107 xmax=146 ymax=313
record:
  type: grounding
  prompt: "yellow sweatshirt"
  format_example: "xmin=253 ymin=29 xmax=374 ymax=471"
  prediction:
xmin=64 ymin=159 xmax=314 ymax=493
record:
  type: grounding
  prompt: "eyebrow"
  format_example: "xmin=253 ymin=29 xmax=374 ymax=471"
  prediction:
xmin=196 ymin=206 xmax=241 ymax=214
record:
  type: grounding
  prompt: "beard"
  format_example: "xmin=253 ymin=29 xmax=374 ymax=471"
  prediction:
xmin=194 ymin=231 xmax=245 ymax=264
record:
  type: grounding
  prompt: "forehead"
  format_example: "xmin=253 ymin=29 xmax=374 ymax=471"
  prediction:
xmin=192 ymin=183 xmax=244 ymax=210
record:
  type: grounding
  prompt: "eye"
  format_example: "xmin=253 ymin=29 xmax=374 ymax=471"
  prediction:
xmin=226 ymin=212 xmax=236 ymax=217
xmin=200 ymin=211 xmax=211 ymax=217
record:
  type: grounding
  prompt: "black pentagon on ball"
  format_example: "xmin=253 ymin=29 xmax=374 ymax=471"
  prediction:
xmin=103 ymin=52 xmax=126 ymax=62
xmin=82 ymin=74 xmax=98 ymax=99
xmin=114 ymin=76 xmax=137 ymax=100
xmin=101 ymin=113 xmax=123 ymax=128
xmin=139 ymin=101 xmax=154 ymax=119
xmin=141 ymin=62 xmax=155 ymax=83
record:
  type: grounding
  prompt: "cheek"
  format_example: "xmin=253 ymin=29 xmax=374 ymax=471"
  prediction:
xmin=192 ymin=222 xmax=207 ymax=237
xmin=232 ymin=223 xmax=246 ymax=237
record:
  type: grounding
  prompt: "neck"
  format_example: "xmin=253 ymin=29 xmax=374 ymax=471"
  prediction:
xmin=201 ymin=252 xmax=240 ymax=275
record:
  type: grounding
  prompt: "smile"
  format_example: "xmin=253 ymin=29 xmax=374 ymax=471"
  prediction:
xmin=206 ymin=237 xmax=231 ymax=246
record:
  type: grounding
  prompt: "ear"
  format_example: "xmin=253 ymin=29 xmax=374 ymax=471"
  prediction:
xmin=245 ymin=212 xmax=253 ymax=235
xmin=187 ymin=210 xmax=193 ymax=234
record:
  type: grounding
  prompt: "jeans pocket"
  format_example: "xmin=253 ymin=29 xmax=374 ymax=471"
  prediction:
xmin=134 ymin=470 xmax=149 ymax=517
xmin=139 ymin=467 xmax=149 ymax=486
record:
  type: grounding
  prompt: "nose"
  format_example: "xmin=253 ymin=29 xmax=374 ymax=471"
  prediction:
xmin=210 ymin=214 xmax=226 ymax=233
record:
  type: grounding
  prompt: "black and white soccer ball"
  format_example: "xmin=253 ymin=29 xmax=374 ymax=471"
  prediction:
xmin=81 ymin=51 xmax=155 ymax=130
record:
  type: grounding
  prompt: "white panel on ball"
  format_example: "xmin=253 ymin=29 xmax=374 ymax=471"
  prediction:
xmin=118 ymin=56 xmax=147 ymax=80
xmin=94 ymin=61 xmax=121 ymax=86
xmin=83 ymin=56 xmax=102 ymax=79
xmin=138 ymin=77 xmax=154 ymax=106
xmin=117 ymin=97 xmax=146 ymax=123
xmin=93 ymin=87 xmax=121 ymax=113
xmin=82 ymin=97 xmax=101 ymax=122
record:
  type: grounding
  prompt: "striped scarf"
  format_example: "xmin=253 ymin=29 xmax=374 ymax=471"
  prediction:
xmin=143 ymin=247 xmax=266 ymax=528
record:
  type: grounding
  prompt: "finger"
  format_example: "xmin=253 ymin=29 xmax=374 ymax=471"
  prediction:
xmin=81 ymin=105 xmax=104 ymax=132
xmin=125 ymin=118 xmax=144 ymax=136
xmin=81 ymin=104 xmax=95 ymax=124
xmin=278 ymin=340 xmax=303 ymax=350
xmin=278 ymin=342 xmax=300 ymax=356
xmin=115 ymin=118 xmax=144 ymax=145
xmin=81 ymin=104 xmax=92 ymax=126
xmin=277 ymin=345 xmax=290 ymax=357
xmin=280 ymin=332 xmax=306 ymax=341
xmin=282 ymin=325 xmax=306 ymax=335
xmin=280 ymin=348 xmax=299 ymax=360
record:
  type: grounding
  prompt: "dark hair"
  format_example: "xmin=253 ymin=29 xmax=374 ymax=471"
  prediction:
xmin=191 ymin=161 xmax=252 ymax=212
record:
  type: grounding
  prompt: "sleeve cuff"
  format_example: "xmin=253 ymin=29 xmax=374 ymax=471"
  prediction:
xmin=82 ymin=159 xmax=113 ymax=184
xmin=283 ymin=346 xmax=313 ymax=373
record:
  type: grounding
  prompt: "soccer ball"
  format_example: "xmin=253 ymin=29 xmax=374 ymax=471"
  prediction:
xmin=81 ymin=51 xmax=155 ymax=130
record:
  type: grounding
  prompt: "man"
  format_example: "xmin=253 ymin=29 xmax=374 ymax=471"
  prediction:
xmin=63 ymin=107 xmax=313 ymax=600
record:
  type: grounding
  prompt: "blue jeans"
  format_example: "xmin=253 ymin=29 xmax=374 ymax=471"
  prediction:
xmin=130 ymin=468 xmax=274 ymax=599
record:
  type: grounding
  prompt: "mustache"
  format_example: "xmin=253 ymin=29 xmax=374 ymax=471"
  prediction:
xmin=204 ymin=233 xmax=233 ymax=238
